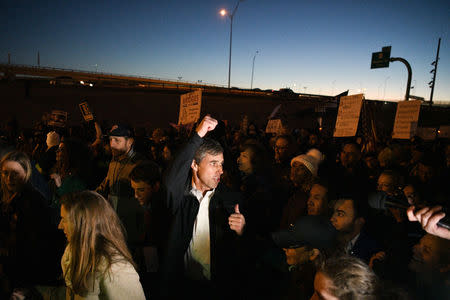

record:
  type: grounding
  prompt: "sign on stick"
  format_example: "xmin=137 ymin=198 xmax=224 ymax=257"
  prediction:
xmin=333 ymin=94 xmax=364 ymax=137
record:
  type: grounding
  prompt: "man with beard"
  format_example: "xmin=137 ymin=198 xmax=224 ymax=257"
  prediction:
xmin=96 ymin=124 xmax=145 ymax=253
xmin=408 ymin=233 xmax=450 ymax=299
xmin=330 ymin=198 xmax=381 ymax=264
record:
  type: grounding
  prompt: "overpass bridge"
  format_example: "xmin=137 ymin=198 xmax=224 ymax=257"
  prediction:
xmin=0 ymin=63 xmax=340 ymax=101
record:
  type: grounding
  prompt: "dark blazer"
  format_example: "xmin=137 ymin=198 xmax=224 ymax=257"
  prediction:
xmin=160 ymin=133 xmax=245 ymax=297
xmin=350 ymin=230 xmax=382 ymax=263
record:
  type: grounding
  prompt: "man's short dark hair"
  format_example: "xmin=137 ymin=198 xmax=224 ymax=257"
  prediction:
xmin=194 ymin=138 xmax=223 ymax=164
xmin=129 ymin=161 xmax=161 ymax=185
xmin=333 ymin=197 xmax=368 ymax=221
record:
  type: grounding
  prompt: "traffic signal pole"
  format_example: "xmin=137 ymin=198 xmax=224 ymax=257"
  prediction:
xmin=389 ymin=57 xmax=412 ymax=101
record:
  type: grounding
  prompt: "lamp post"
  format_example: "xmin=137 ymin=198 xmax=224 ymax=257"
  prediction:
xmin=250 ymin=50 xmax=259 ymax=89
xmin=220 ymin=0 xmax=245 ymax=89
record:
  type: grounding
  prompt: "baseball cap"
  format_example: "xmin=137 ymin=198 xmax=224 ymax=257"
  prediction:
xmin=272 ymin=216 xmax=337 ymax=249
xmin=109 ymin=124 xmax=133 ymax=137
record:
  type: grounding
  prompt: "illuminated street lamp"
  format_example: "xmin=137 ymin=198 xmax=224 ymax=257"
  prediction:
xmin=220 ymin=0 xmax=245 ymax=89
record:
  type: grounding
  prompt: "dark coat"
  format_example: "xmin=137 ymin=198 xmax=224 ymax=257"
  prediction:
xmin=160 ymin=133 xmax=245 ymax=298
xmin=0 ymin=184 xmax=65 ymax=287
xmin=350 ymin=230 xmax=382 ymax=264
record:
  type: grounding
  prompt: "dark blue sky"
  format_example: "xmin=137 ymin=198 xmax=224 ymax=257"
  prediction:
xmin=2 ymin=0 xmax=449 ymax=101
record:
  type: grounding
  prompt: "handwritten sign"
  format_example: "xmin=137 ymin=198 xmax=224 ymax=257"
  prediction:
xmin=178 ymin=90 xmax=202 ymax=125
xmin=47 ymin=110 xmax=68 ymax=127
xmin=79 ymin=101 xmax=94 ymax=122
xmin=392 ymin=100 xmax=421 ymax=139
xmin=333 ymin=94 xmax=364 ymax=137
xmin=266 ymin=119 xmax=283 ymax=134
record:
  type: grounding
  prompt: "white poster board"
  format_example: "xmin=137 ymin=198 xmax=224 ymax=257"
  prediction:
xmin=266 ymin=119 xmax=283 ymax=134
xmin=392 ymin=100 xmax=421 ymax=139
xmin=178 ymin=90 xmax=202 ymax=125
xmin=333 ymin=94 xmax=364 ymax=137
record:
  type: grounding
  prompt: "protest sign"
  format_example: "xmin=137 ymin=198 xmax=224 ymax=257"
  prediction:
xmin=266 ymin=119 xmax=283 ymax=134
xmin=333 ymin=94 xmax=364 ymax=137
xmin=79 ymin=101 xmax=94 ymax=122
xmin=47 ymin=110 xmax=68 ymax=127
xmin=392 ymin=100 xmax=421 ymax=139
xmin=178 ymin=90 xmax=202 ymax=125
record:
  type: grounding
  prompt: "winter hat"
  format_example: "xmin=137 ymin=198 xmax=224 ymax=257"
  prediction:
xmin=291 ymin=154 xmax=319 ymax=176
xmin=306 ymin=148 xmax=324 ymax=165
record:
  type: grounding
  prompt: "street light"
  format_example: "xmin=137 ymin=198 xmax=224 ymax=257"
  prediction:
xmin=250 ymin=50 xmax=259 ymax=89
xmin=220 ymin=0 xmax=245 ymax=89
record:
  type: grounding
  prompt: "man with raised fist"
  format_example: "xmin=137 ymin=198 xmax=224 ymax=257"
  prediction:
xmin=160 ymin=114 xmax=246 ymax=299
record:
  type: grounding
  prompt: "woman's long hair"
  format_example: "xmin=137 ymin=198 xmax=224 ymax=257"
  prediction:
xmin=61 ymin=190 xmax=135 ymax=296
xmin=1 ymin=151 xmax=32 ymax=201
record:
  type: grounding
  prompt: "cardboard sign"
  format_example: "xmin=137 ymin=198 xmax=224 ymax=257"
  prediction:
xmin=79 ymin=101 xmax=94 ymax=121
xmin=178 ymin=90 xmax=202 ymax=125
xmin=438 ymin=125 xmax=450 ymax=139
xmin=416 ymin=127 xmax=437 ymax=141
xmin=266 ymin=119 xmax=283 ymax=134
xmin=333 ymin=94 xmax=364 ymax=137
xmin=47 ymin=110 xmax=68 ymax=127
xmin=392 ymin=100 xmax=421 ymax=139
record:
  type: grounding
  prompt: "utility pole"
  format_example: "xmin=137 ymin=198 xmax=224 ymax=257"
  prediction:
xmin=429 ymin=38 xmax=441 ymax=107
xmin=37 ymin=51 xmax=40 ymax=67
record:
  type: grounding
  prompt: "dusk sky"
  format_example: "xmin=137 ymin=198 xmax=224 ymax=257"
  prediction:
xmin=2 ymin=0 xmax=449 ymax=102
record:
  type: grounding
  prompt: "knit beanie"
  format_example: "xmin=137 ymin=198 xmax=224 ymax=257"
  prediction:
xmin=291 ymin=154 xmax=319 ymax=176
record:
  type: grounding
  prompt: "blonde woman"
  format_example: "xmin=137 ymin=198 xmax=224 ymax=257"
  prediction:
xmin=58 ymin=191 xmax=146 ymax=300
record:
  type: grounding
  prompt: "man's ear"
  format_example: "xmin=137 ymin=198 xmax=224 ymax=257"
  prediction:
xmin=127 ymin=137 xmax=134 ymax=148
xmin=309 ymin=248 xmax=320 ymax=261
xmin=355 ymin=217 xmax=365 ymax=227
xmin=191 ymin=159 xmax=198 ymax=172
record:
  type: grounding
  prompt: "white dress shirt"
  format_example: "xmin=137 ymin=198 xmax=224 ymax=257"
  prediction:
xmin=184 ymin=183 xmax=215 ymax=281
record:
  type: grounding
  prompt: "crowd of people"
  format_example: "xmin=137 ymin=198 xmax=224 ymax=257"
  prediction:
xmin=0 ymin=112 xmax=449 ymax=300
